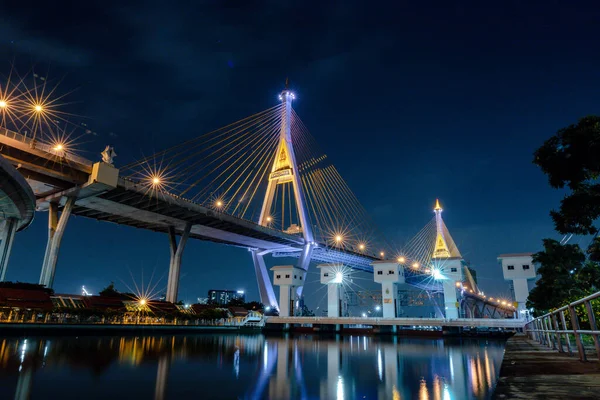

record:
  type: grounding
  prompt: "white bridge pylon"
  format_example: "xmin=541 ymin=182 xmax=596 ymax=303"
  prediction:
xmin=253 ymin=84 xmax=315 ymax=310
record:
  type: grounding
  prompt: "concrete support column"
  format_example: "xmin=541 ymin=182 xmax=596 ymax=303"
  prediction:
xmin=40 ymin=198 xmax=75 ymax=288
xmin=251 ymin=249 xmax=278 ymax=309
xmin=271 ymin=265 xmax=304 ymax=316
xmin=0 ymin=218 xmax=18 ymax=281
xmin=512 ymin=278 xmax=529 ymax=313
xmin=279 ymin=285 xmax=292 ymax=317
xmin=166 ymin=223 xmax=192 ymax=303
xmin=327 ymin=283 xmax=340 ymax=317
xmin=443 ymin=280 xmax=459 ymax=319
xmin=381 ymin=281 xmax=398 ymax=318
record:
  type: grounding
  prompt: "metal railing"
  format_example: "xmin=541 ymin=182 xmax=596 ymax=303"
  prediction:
xmin=525 ymin=290 xmax=600 ymax=362
xmin=0 ymin=127 xmax=93 ymax=167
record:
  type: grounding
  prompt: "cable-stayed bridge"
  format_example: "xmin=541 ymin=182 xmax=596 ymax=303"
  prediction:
xmin=0 ymin=81 xmax=516 ymax=320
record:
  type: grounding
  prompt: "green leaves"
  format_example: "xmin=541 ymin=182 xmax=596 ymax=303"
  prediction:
xmin=527 ymin=239 xmax=598 ymax=314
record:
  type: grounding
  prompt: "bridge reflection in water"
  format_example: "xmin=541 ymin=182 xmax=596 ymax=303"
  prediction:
xmin=0 ymin=334 xmax=504 ymax=399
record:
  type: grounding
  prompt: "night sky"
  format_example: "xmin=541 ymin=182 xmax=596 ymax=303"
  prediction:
xmin=2 ymin=1 xmax=599 ymax=306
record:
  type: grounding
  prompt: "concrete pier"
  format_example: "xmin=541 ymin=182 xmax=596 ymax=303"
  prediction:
xmin=493 ymin=334 xmax=600 ymax=399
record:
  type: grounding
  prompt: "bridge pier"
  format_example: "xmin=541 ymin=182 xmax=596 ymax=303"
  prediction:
xmin=441 ymin=258 xmax=463 ymax=319
xmin=250 ymin=249 xmax=278 ymax=309
xmin=317 ymin=264 xmax=345 ymax=317
xmin=0 ymin=218 xmax=17 ymax=281
xmin=166 ymin=223 xmax=192 ymax=303
xmin=372 ymin=261 xmax=404 ymax=318
xmin=39 ymin=198 xmax=76 ymax=288
xmin=271 ymin=265 xmax=304 ymax=316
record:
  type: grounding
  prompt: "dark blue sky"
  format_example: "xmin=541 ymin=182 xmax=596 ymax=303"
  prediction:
xmin=2 ymin=1 xmax=599 ymax=305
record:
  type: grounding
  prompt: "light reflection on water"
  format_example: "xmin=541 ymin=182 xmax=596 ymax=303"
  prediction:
xmin=0 ymin=334 xmax=504 ymax=399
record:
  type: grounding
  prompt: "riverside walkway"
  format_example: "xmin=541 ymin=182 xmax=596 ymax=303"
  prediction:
xmin=493 ymin=334 xmax=600 ymax=399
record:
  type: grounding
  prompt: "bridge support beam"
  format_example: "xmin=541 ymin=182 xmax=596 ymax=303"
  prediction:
xmin=251 ymin=249 xmax=278 ymax=309
xmin=166 ymin=223 xmax=192 ymax=303
xmin=0 ymin=218 xmax=17 ymax=281
xmin=271 ymin=265 xmax=304 ymax=316
xmin=40 ymin=198 xmax=75 ymax=288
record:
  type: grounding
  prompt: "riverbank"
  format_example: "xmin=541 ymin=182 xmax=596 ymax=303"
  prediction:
xmin=0 ymin=322 xmax=260 ymax=336
xmin=493 ymin=334 xmax=600 ymax=399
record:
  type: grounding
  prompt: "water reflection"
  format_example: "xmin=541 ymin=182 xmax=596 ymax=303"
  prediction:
xmin=0 ymin=334 xmax=504 ymax=399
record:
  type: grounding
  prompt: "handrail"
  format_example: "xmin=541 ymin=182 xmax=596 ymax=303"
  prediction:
xmin=525 ymin=290 xmax=600 ymax=362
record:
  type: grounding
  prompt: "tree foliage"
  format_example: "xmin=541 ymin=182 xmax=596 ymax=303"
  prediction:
xmin=533 ymin=115 xmax=600 ymax=242
xmin=527 ymin=239 xmax=600 ymax=314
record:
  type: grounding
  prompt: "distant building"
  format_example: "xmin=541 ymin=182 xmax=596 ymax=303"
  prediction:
xmin=208 ymin=289 xmax=245 ymax=305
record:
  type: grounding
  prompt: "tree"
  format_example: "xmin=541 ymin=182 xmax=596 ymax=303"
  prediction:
xmin=243 ymin=301 xmax=264 ymax=311
xmin=527 ymin=239 xmax=600 ymax=314
xmin=227 ymin=298 xmax=245 ymax=307
xmin=533 ymin=116 xmax=600 ymax=259
xmin=99 ymin=282 xmax=120 ymax=297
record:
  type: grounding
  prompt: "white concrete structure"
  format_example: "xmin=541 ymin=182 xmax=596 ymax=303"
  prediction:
xmin=317 ymin=263 xmax=345 ymax=317
xmin=498 ymin=253 xmax=536 ymax=313
xmin=438 ymin=258 xmax=463 ymax=319
xmin=271 ymin=265 xmax=305 ymax=316
xmin=372 ymin=261 xmax=404 ymax=318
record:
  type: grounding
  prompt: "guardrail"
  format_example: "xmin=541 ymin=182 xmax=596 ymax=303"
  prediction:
xmin=0 ymin=127 xmax=93 ymax=167
xmin=525 ymin=290 xmax=600 ymax=362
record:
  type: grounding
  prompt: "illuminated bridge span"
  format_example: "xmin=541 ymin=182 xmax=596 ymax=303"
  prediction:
xmin=0 ymin=81 xmax=516 ymax=320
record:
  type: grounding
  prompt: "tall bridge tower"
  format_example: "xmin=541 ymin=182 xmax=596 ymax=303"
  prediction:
xmin=253 ymin=82 xmax=315 ymax=310
xmin=431 ymin=199 xmax=463 ymax=319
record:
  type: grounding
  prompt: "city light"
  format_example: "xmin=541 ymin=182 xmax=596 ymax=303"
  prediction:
xmin=34 ymin=104 xmax=43 ymax=112
xmin=0 ymin=100 xmax=6 ymax=108
xmin=412 ymin=262 xmax=419 ymax=269
xmin=333 ymin=271 xmax=344 ymax=284
xmin=266 ymin=216 xmax=272 ymax=222
xmin=375 ymin=305 xmax=381 ymax=311
xmin=215 ymin=200 xmax=223 ymax=208
xmin=265 ymin=306 xmax=271 ymax=311
xmin=380 ymin=251 xmax=385 ymax=257
xmin=151 ymin=176 xmax=161 ymax=186
xmin=139 ymin=298 xmax=147 ymax=306
xmin=335 ymin=235 xmax=343 ymax=243
xmin=358 ymin=243 xmax=365 ymax=250
xmin=431 ymin=268 xmax=444 ymax=280
xmin=455 ymin=281 xmax=461 ymax=287
xmin=397 ymin=256 xmax=406 ymax=263
xmin=362 ymin=313 xmax=367 ymax=317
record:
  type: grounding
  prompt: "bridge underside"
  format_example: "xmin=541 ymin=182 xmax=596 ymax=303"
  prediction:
xmin=38 ymin=178 xmax=306 ymax=251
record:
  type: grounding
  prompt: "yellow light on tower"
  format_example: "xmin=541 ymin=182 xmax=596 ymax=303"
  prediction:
xmin=335 ymin=235 xmax=343 ymax=243
xmin=216 ymin=200 xmax=223 ymax=208
xmin=358 ymin=243 xmax=365 ymax=251
xmin=266 ymin=216 xmax=272 ymax=222
xmin=151 ymin=176 xmax=161 ymax=186
xmin=0 ymin=100 xmax=6 ymax=108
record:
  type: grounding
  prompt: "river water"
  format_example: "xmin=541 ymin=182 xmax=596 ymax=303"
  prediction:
xmin=0 ymin=334 xmax=505 ymax=399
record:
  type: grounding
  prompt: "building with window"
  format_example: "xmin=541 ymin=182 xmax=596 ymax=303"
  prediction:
xmin=207 ymin=289 xmax=246 ymax=305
